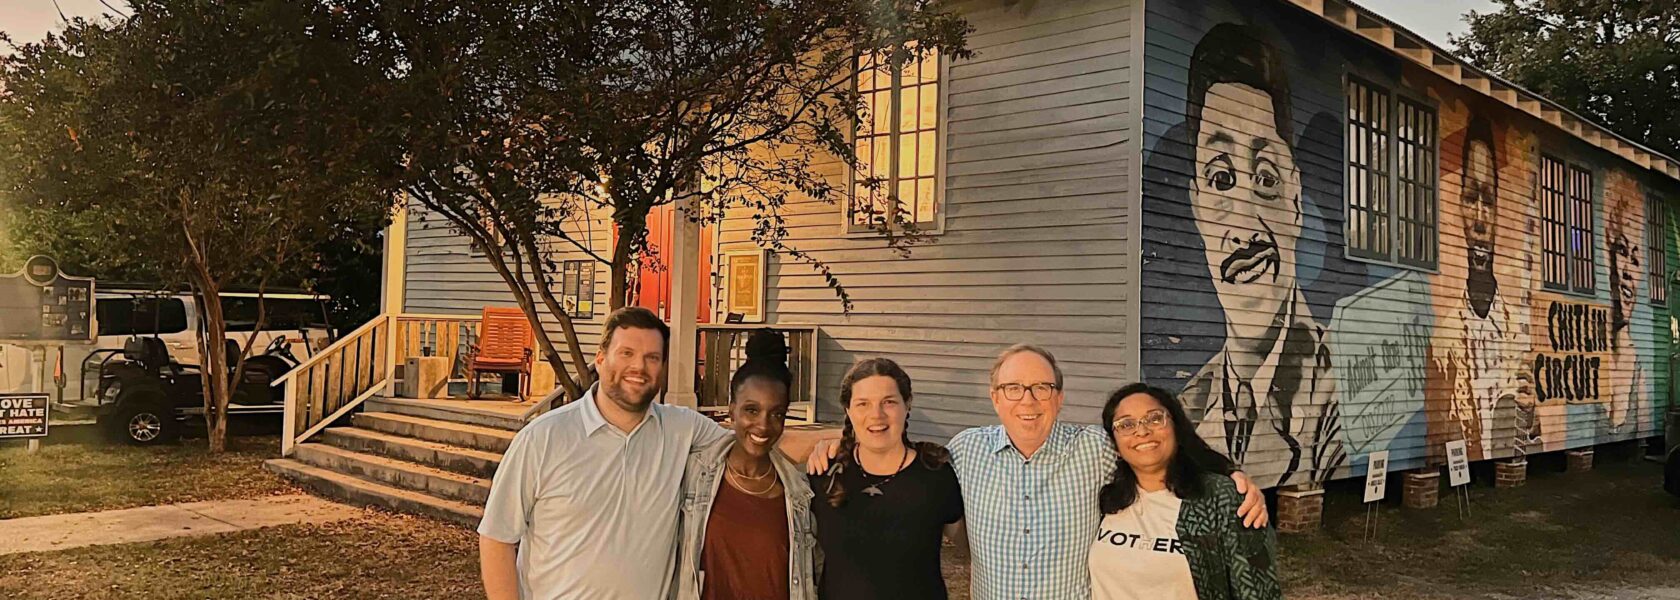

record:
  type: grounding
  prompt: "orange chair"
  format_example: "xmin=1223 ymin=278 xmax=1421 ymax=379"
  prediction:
xmin=465 ymin=307 xmax=534 ymax=400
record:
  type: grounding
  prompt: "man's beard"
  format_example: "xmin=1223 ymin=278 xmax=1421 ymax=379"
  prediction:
xmin=1467 ymin=257 xmax=1497 ymax=319
xmin=604 ymin=378 xmax=657 ymax=409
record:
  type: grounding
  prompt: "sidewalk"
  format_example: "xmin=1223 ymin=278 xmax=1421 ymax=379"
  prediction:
xmin=0 ymin=494 xmax=360 ymax=555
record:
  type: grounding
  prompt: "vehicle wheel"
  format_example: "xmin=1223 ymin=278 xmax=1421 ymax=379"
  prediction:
xmin=109 ymin=399 xmax=178 ymax=445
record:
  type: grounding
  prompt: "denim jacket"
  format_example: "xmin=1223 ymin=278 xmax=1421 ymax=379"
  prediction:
xmin=673 ymin=437 xmax=820 ymax=600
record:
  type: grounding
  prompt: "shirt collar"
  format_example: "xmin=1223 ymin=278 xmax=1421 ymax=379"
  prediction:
xmin=578 ymin=386 xmax=610 ymax=435
xmin=989 ymin=421 xmax=1073 ymax=459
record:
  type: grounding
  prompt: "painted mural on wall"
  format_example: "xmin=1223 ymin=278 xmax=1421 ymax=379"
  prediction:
xmin=1140 ymin=1 xmax=1674 ymax=487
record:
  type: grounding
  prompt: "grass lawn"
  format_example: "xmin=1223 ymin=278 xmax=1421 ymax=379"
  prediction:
xmin=0 ymin=434 xmax=292 ymax=519
xmin=1282 ymin=452 xmax=1680 ymax=599
xmin=0 ymin=512 xmax=484 ymax=600
xmin=2 ymin=435 xmax=1675 ymax=599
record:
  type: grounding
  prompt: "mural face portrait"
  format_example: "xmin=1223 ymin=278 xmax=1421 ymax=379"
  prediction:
xmin=1607 ymin=205 xmax=1643 ymax=327
xmin=1462 ymin=135 xmax=1498 ymax=272
xmin=1192 ymin=84 xmax=1304 ymax=339
xmin=1185 ymin=24 xmax=1303 ymax=346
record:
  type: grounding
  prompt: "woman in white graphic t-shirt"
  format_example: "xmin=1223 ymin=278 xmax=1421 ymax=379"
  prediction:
xmin=1090 ymin=383 xmax=1280 ymax=600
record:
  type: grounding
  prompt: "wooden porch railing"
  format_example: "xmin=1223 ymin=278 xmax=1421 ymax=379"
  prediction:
xmin=279 ymin=313 xmax=818 ymax=453
xmin=276 ymin=312 xmax=483 ymax=456
xmin=697 ymin=324 xmax=820 ymax=424
xmin=275 ymin=314 xmax=389 ymax=457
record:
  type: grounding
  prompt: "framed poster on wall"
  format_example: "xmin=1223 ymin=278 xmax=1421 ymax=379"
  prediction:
xmin=723 ymin=249 xmax=767 ymax=323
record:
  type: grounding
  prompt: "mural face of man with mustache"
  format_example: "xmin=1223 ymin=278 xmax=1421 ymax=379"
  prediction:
xmin=1191 ymin=84 xmax=1304 ymax=344
xmin=1186 ymin=26 xmax=1304 ymax=355
xmin=1177 ymin=23 xmax=1343 ymax=488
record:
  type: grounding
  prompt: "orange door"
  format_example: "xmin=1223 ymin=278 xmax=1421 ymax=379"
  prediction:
xmin=628 ymin=204 xmax=711 ymax=323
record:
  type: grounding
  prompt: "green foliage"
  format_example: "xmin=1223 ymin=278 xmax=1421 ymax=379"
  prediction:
xmin=0 ymin=0 xmax=408 ymax=450
xmin=374 ymin=0 xmax=969 ymax=399
xmin=1454 ymin=0 xmax=1680 ymax=156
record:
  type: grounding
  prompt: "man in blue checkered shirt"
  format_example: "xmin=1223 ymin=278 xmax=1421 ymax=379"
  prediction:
xmin=810 ymin=345 xmax=1267 ymax=599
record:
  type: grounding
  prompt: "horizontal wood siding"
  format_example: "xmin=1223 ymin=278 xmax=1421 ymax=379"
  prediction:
xmin=715 ymin=0 xmax=1140 ymax=440
xmin=403 ymin=197 xmax=614 ymax=359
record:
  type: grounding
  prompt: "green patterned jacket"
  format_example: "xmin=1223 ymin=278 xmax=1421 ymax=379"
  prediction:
xmin=1175 ymin=474 xmax=1282 ymax=600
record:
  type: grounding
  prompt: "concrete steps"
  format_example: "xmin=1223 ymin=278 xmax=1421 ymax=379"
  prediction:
xmin=363 ymin=397 xmax=524 ymax=431
xmin=352 ymin=412 xmax=515 ymax=454
xmin=264 ymin=459 xmax=483 ymax=528
xmin=321 ymin=426 xmax=501 ymax=479
xmin=266 ymin=395 xmax=516 ymax=529
xmin=269 ymin=393 xmax=843 ymax=531
xmin=291 ymin=443 xmax=490 ymax=505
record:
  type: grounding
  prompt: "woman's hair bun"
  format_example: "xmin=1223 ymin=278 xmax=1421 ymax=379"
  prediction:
xmin=744 ymin=328 xmax=788 ymax=364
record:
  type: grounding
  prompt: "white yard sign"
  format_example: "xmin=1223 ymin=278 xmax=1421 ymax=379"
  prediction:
xmin=1364 ymin=450 xmax=1390 ymax=503
xmin=1445 ymin=440 xmax=1471 ymax=487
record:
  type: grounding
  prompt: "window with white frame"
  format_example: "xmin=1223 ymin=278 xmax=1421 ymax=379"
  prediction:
xmin=851 ymin=49 xmax=941 ymax=231
xmin=1345 ymin=77 xmax=1437 ymax=268
xmin=1540 ymin=156 xmax=1596 ymax=293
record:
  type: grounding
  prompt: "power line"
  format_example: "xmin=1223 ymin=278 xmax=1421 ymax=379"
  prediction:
xmin=98 ymin=0 xmax=130 ymax=18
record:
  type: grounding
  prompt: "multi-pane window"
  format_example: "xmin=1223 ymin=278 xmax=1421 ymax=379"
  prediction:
xmin=1540 ymin=156 xmax=1596 ymax=293
xmin=1394 ymin=98 xmax=1438 ymax=267
xmin=1649 ymin=196 xmax=1668 ymax=303
xmin=1345 ymin=78 xmax=1437 ymax=268
xmin=1569 ymin=166 xmax=1595 ymax=292
xmin=851 ymin=49 xmax=941 ymax=230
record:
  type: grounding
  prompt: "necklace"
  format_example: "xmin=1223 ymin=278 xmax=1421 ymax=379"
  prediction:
xmin=727 ymin=461 xmax=774 ymax=480
xmin=726 ymin=467 xmax=780 ymax=497
xmin=857 ymin=445 xmax=911 ymax=497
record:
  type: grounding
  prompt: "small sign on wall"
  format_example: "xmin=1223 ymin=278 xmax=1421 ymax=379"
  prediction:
xmin=723 ymin=249 xmax=766 ymax=323
xmin=561 ymin=260 xmax=595 ymax=319
xmin=1445 ymin=440 xmax=1472 ymax=487
xmin=1364 ymin=450 xmax=1390 ymax=503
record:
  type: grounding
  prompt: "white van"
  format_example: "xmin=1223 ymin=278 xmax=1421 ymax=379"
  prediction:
xmin=52 ymin=289 xmax=334 ymax=406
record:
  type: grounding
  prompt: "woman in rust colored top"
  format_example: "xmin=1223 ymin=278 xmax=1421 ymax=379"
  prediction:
xmin=673 ymin=329 xmax=819 ymax=600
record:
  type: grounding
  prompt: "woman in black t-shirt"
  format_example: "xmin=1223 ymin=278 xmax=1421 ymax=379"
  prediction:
xmin=808 ymin=358 xmax=966 ymax=600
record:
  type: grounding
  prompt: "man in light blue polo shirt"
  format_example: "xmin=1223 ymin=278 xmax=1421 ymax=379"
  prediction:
xmin=478 ymin=307 xmax=729 ymax=600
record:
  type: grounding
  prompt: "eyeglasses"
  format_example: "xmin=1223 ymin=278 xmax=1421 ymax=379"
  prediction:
xmin=994 ymin=382 xmax=1058 ymax=401
xmin=1111 ymin=410 xmax=1170 ymax=436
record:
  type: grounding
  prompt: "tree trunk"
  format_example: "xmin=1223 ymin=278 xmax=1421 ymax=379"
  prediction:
xmin=609 ymin=216 xmax=640 ymax=311
xmin=518 ymin=235 xmax=594 ymax=397
xmin=189 ymin=273 xmax=231 ymax=454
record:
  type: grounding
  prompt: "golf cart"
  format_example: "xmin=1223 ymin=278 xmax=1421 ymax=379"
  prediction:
xmin=91 ymin=334 xmax=300 ymax=445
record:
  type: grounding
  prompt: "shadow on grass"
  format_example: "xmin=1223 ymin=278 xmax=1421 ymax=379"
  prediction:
xmin=0 ymin=512 xmax=484 ymax=600
xmin=0 ymin=434 xmax=292 ymax=520
xmin=1281 ymin=453 xmax=1680 ymax=599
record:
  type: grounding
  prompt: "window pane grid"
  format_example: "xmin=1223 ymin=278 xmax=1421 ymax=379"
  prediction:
xmin=1345 ymin=79 xmax=1433 ymax=268
xmin=1650 ymin=196 xmax=1668 ymax=303
xmin=1569 ymin=166 xmax=1595 ymax=293
xmin=851 ymin=50 xmax=939 ymax=230
xmin=1395 ymin=98 xmax=1437 ymax=267
xmin=1541 ymin=156 xmax=1569 ymax=288
xmin=1346 ymin=79 xmax=1391 ymax=260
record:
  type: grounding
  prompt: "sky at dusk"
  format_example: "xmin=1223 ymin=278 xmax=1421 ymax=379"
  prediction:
xmin=3 ymin=0 xmax=1501 ymax=48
